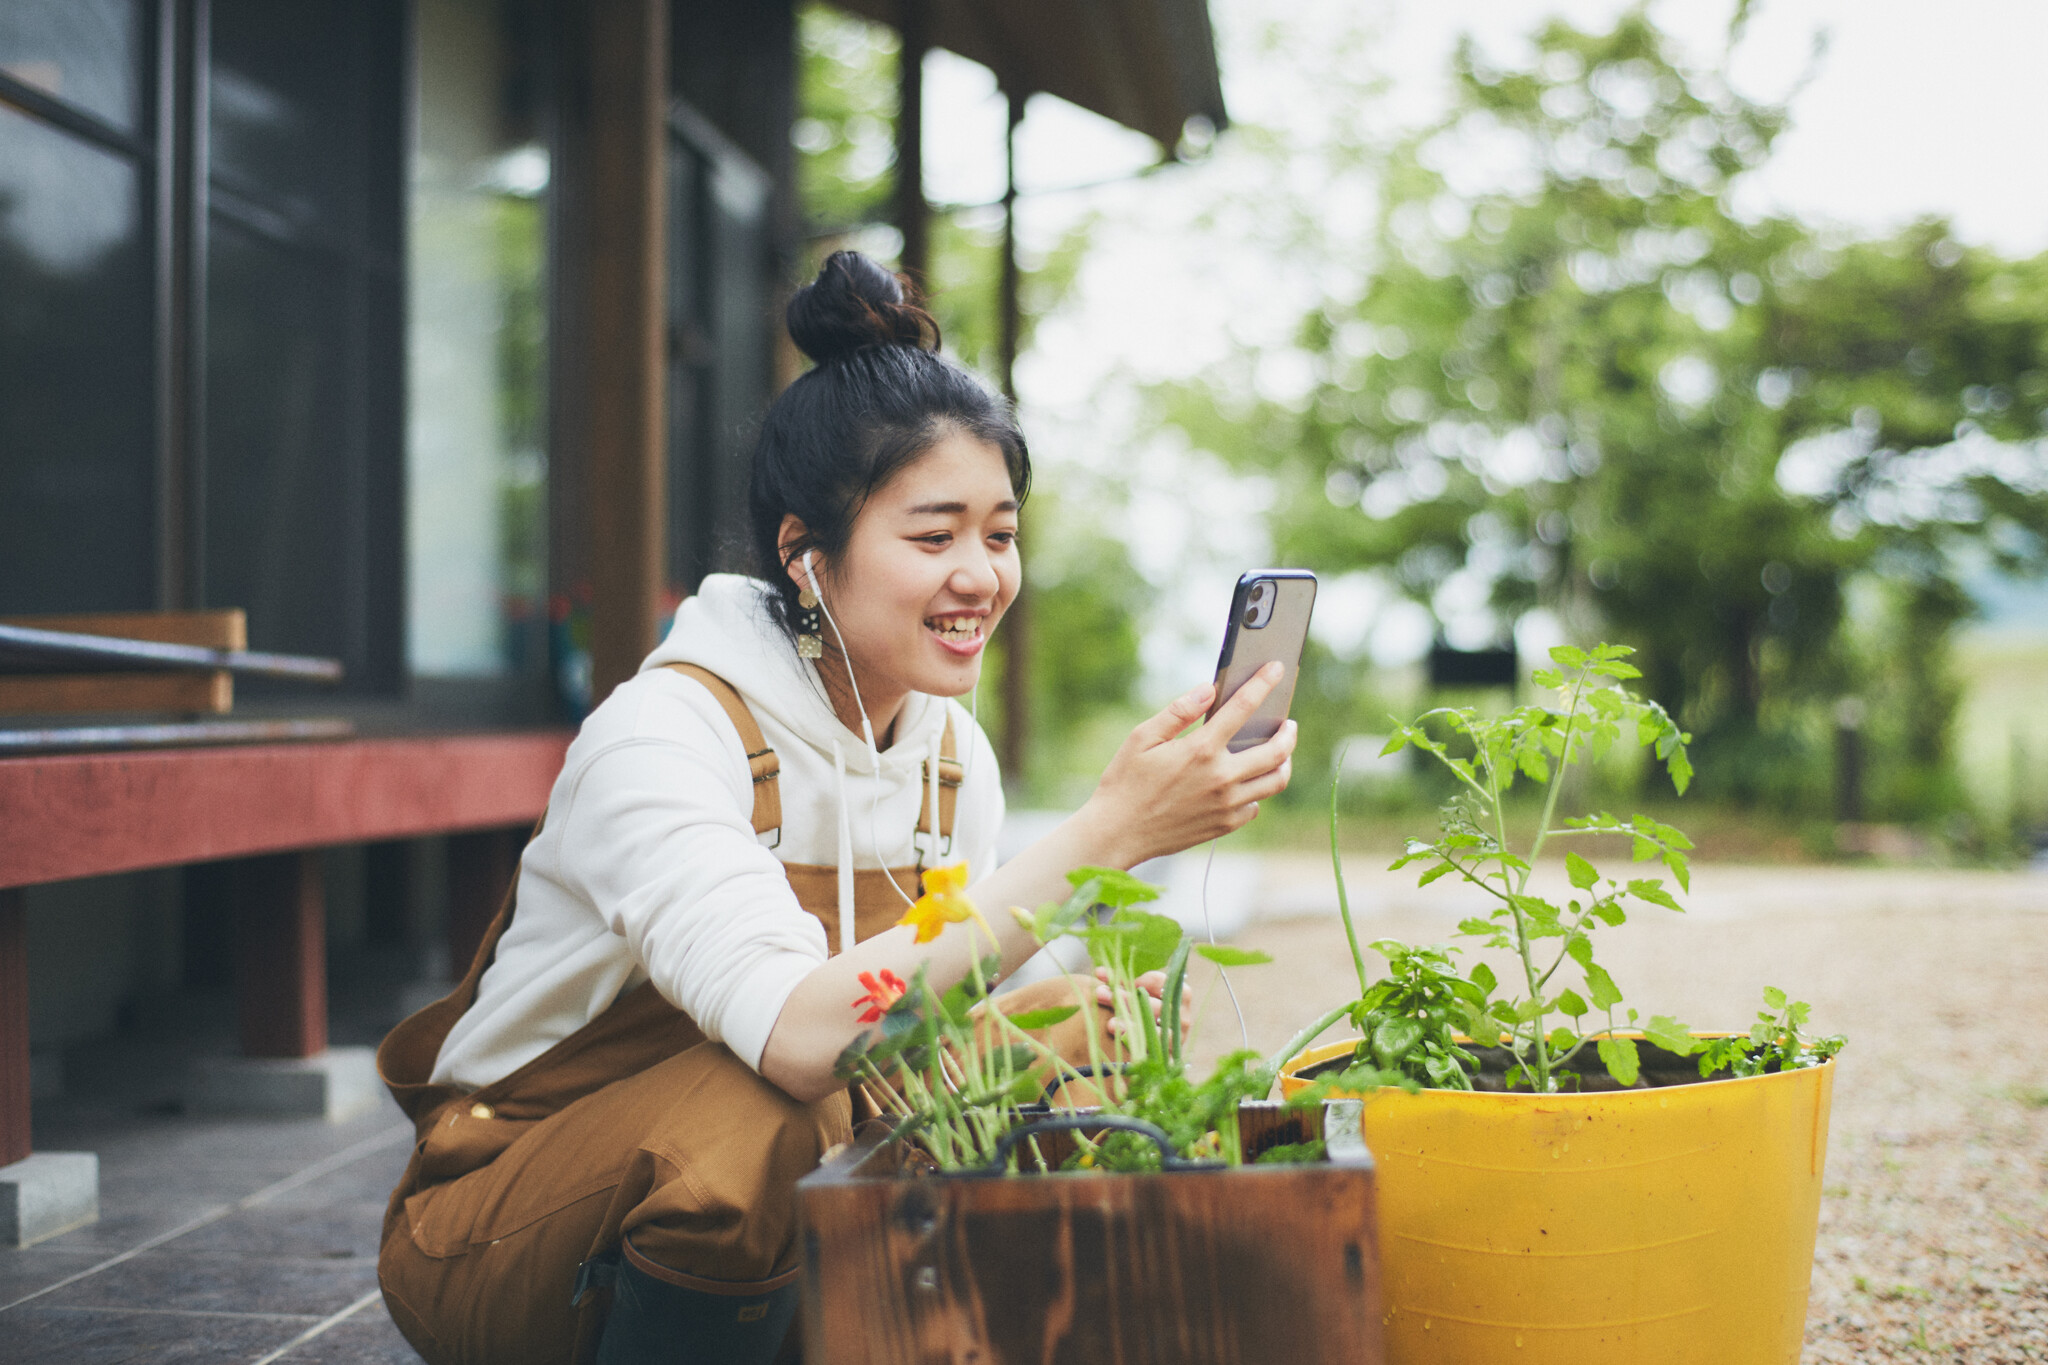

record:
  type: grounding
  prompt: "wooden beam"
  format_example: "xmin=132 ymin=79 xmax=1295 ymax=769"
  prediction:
xmin=0 ymin=889 xmax=28 ymax=1165
xmin=894 ymin=0 xmax=929 ymax=283
xmin=0 ymin=671 xmax=231 ymax=717
xmin=0 ymin=732 xmax=570 ymax=891
xmin=583 ymin=0 xmax=668 ymax=706
xmin=997 ymin=89 xmax=1029 ymax=785
xmin=233 ymin=852 xmax=326 ymax=1059
xmin=0 ymin=610 xmax=245 ymax=650
xmin=0 ymin=611 xmax=245 ymax=714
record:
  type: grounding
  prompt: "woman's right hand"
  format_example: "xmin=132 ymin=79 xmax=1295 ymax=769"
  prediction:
xmin=1080 ymin=662 xmax=1298 ymax=867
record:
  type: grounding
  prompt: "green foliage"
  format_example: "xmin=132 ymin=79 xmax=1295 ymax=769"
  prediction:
xmin=1152 ymin=9 xmax=2048 ymax=816
xmin=1693 ymin=986 xmax=1846 ymax=1080
xmin=1319 ymin=643 xmax=1842 ymax=1093
xmin=844 ymin=867 xmax=1341 ymax=1172
xmin=794 ymin=5 xmax=897 ymax=233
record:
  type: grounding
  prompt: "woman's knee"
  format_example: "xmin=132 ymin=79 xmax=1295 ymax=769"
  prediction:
xmin=621 ymin=1054 xmax=851 ymax=1278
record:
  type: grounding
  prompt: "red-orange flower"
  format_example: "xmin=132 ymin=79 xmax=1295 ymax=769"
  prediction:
xmin=852 ymin=969 xmax=908 ymax=1024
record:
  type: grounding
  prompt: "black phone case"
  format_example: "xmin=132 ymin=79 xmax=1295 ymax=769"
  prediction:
xmin=1210 ymin=570 xmax=1316 ymax=753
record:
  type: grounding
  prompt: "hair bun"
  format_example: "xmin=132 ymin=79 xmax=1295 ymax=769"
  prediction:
xmin=786 ymin=250 xmax=940 ymax=364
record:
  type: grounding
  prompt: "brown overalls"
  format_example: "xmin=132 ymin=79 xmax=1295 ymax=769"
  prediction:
xmin=376 ymin=666 xmax=1103 ymax=1365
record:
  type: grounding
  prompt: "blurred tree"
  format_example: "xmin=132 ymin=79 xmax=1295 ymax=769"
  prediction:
xmin=1158 ymin=10 xmax=2048 ymax=813
xmin=793 ymin=5 xmax=898 ymax=235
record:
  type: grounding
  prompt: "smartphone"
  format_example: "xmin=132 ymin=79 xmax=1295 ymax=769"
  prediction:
xmin=1208 ymin=570 xmax=1316 ymax=752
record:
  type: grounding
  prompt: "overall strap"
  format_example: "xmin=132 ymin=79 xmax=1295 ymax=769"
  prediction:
xmin=662 ymin=663 xmax=782 ymax=840
xmin=917 ymin=716 xmax=963 ymax=862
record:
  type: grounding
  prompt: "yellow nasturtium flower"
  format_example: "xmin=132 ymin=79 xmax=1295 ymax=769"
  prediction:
xmin=898 ymin=862 xmax=989 ymax=944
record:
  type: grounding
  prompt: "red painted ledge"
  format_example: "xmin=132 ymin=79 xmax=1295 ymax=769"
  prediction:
xmin=0 ymin=730 xmax=573 ymax=890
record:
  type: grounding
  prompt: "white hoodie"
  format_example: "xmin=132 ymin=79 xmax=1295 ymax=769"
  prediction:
xmin=430 ymin=574 xmax=1004 ymax=1088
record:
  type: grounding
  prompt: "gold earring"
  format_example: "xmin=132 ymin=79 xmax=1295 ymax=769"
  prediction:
xmin=796 ymin=586 xmax=823 ymax=659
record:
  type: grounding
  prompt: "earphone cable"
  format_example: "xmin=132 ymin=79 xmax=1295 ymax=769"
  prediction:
xmin=1201 ymin=836 xmax=1251 ymax=1051
xmin=806 ymin=554 xmax=918 ymax=908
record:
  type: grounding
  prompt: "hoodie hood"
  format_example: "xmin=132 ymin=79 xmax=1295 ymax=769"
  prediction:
xmin=639 ymin=573 xmax=948 ymax=773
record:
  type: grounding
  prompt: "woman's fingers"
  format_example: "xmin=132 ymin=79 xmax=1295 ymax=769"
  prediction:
xmin=1234 ymin=755 xmax=1293 ymax=805
xmin=1225 ymin=717 xmax=1298 ymax=781
xmin=1202 ymin=663 xmax=1283 ymax=750
xmin=1127 ymin=682 xmax=1216 ymax=750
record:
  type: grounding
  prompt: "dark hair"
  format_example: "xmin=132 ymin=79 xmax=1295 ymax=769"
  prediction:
xmin=748 ymin=250 xmax=1030 ymax=637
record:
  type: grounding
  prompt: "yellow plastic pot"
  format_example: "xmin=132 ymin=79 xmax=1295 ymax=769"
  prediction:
xmin=1281 ymin=1038 xmax=1835 ymax=1365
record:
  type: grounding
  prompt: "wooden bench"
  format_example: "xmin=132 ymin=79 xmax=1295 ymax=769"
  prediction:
xmin=0 ymin=732 xmax=571 ymax=1183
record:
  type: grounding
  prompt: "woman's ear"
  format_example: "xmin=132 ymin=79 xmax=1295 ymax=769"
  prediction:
xmin=776 ymin=514 xmax=814 ymax=593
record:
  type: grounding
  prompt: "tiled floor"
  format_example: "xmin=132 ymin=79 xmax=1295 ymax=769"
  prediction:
xmin=2 ymin=980 xmax=427 ymax=1364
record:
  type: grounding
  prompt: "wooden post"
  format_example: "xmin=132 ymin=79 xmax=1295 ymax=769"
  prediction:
xmin=893 ymin=0 xmax=928 ymax=283
xmin=0 ymin=888 xmax=29 ymax=1166
xmin=446 ymin=827 xmax=523 ymax=978
xmin=997 ymin=89 xmax=1029 ymax=786
xmin=583 ymin=0 xmax=669 ymax=706
xmin=233 ymin=852 xmax=327 ymax=1059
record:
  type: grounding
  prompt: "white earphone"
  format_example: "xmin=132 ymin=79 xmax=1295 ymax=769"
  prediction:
xmin=804 ymin=550 xmax=918 ymax=908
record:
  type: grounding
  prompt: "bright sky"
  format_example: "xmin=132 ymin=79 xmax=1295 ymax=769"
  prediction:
xmin=915 ymin=0 xmax=2048 ymax=684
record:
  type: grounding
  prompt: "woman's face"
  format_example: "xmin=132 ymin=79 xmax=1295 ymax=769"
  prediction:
xmin=796 ymin=429 xmax=1021 ymax=710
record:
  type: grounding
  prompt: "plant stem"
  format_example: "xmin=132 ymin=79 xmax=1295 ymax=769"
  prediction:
xmin=1269 ymin=1002 xmax=1354 ymax=1078
xmin=1329 ymin=764 xmax=1371 ymax=1000
xmin=1520 ymin=669 xmax=1588 ymax=883
xmin=1483 ymin=760 xmax=1553 ymax=1093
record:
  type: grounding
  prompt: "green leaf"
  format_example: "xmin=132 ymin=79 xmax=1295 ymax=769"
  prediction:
xmin=1596 ymin=1036 xmax=1641 ymax=1087
xmin=1415 ymin=861 xmax=1456 ymax=887
xmin=1565 ymin=851 xmax=1599 ymax=890
xmin=1626 ymin=879 xmax=1684 ymax=912
xmin=1194 ymin=944 xmax=1273 ymax=967
xmin=1468 ymin=961 xmax=1497 ymax=994
xmin=1583 ymin=961 xmax=1624 ymax=1011
xmin=1551 ymin=645 xmax=1588 ymax=670
xmin=1762 ymin=985 xmax=1788 ymax=1011
xmin=1005 ymin=1005 xmax=1080 ymax=1031
xmin=1372 ymin=1015 xmax=1424 ymax=1064
xmin=1556 ymin=989 xmax=1589 ymax=1018
xmin=1642 ymin=1015 xmax=1699 ymax=1055
xmin=1548 ymin=1026 xmax=1578 ymax=1050
xmin=1067 ymin=866 xmax=1163 ymax=908
xmin=1565 ymin=933 xmax=1593 ymax=968
xmin=1092 ymin=908 xmax=1183 ymax=975
xmin=1456 ymin=917 xmax=1499 ymax=938
xmin=1161 ymin=936 xmax=1193 ymax=1065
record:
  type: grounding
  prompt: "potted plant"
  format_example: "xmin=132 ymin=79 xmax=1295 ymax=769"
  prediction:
xmin=796 ymin=866 xmax=1397 ymax=1365
xmin=1278 ymin=644 xmax=1844 ymax=1365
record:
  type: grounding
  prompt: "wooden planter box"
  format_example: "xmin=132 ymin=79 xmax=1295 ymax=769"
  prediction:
xmin=796 ymin=1103 xmax=1387 ymax=1365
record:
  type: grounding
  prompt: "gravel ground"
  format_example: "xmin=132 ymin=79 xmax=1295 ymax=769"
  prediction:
xmin=1182 ymin=856 xmax=2048 ymax=1363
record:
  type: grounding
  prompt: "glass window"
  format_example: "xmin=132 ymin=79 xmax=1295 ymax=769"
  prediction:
xmin=202 ymin=219 xmax=358 ymax=663
xmin=208 ymin=0 xmax=363 ymax=234
xmin=0 ymin=0 xmax=144 ymax=134
xmin=0 ymin=104 xmax=155 ymax=613
xmin=407 ymin=0 xmax=549 ymax=679
xmin=201 ymin=0 xmax=404 ymax=690
xmin=666 ymin=113 xmax=771 ymax=595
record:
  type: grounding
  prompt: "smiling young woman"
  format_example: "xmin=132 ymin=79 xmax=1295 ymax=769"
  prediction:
xmin=374 ymin=251 xmax=1297 ymax=1365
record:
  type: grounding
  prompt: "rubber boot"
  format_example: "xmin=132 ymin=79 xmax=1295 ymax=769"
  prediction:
xmin=586 ymin=1238 xmax=799 ymax=1365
